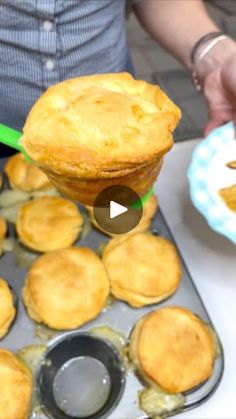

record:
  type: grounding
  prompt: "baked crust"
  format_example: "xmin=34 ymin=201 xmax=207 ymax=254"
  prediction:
xmin=21 ymin=73 xmax=180 ymax=205
xmin=0 ymin=216 xmax=7 ymax=241
xmin=45 ymin=157 xmax=162 ymax=205
xmin=102 ymin=232 xmax=181 ymax=307
xmin=5 ymin=152 xmax=52 ymax=192
xmin=16 ymin=196 xmax=83 ymax=252
xmin=0 ymin=278 xmax=16 ymax=339
xmin=22 ymin=247 xmax=110 ymax=330
xmin=22 ymin=73 xmax=181 ymax=175
xmin=129 ymin=307 xmax=216 ymax=393
xmin=0 ymin=349 xmax=32 ymax=419
xmin=219 ymin=183 xmax=236 ymax=212
xmin=0 ymin=216 xmax=7 ymax=256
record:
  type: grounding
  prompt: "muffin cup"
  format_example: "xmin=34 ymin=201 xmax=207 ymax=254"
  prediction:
xmin=42 ymin=157 xmax=163 ymax=206
xmin=0 ymin=283 xmax=18 ymax=340
xmin=37 ymin=332 xmax=126 ymax=419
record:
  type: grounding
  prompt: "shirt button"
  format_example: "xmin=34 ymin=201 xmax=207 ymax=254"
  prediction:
xmin=43 ymin=20 xmax=54 ymax=31
xmin=45 ymin=59 xmax=55 ymax=71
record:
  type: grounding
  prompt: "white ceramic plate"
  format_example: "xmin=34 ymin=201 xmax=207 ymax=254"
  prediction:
xmin=188 ymin=122 xmax=236 ymax=244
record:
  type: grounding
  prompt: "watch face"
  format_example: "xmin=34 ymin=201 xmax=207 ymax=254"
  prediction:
xmin=0 ymin=145 xmax=16 ymax=158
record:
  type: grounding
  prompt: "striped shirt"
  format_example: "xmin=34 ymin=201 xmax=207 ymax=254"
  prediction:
xmin=0 ymin=0 xmax=134 ymax=154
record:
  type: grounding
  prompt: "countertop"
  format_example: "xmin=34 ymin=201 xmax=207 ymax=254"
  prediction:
xmin=155 ymin=139 xmax=235 ymax=419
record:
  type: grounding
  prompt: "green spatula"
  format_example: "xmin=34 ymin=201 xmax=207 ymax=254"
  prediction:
xmin=0 ymin=123 xmax=31 ymax=162
xmin=132 ymin=185 xmax=153 ymax=209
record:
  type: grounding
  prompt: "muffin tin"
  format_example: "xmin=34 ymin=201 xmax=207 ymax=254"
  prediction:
xmin=38 ymin=333 xmax=125 ymax=419
xmin=0 ymin=156 xmax=224 ymax=418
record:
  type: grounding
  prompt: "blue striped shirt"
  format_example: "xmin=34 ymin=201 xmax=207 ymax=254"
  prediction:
xmin=0 ymin=0 xmax=133 ymax=151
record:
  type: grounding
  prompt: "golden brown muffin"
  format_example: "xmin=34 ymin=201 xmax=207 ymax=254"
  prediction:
xmin=5 ymin=152 xmax=52 ymax=192
xmin=102 ymin=232 xmax=181 ymax=307
xmin=0 ymin=216 xmax=7 ymax=256
xmin=0 ymin=216 xmax=7 ymax=241
xmin=0 ymin=278 xmax=16 ymax=339
xmin=21 ymin=73 xmax=181 ymax=205
xmin=16 ymin=196 xmax=83 ymax=252
xmin=22 ymin=247 xmax=109 ymax=330
xmin=87 ymin=193 xmax=158 ymax=237
xmin=219 ymin=183 xmax=236 ymax=212
xmin=0 ymin=173 xmax=3 ymax=190
xmin=129 ymin=307 xmax=216 ymax=394
xmin=0 ymin=349 xmax=32 ymax=419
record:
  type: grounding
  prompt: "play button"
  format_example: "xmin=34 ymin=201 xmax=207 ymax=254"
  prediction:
xmin=110 ymin=201 xmax=128 ymax=219
xmin=93 ymin=185 xmax=143 ymax=235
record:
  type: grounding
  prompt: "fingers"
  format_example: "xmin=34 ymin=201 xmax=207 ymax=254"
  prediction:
xmin=204 ymin=119 xmax=220 ymax=137
xmin=201 ymin=65 xmax=236 ymax=136
xmin=203 ymin=108 xmax=235 ymax=137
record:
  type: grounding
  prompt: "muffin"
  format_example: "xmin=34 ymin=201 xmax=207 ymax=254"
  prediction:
xmin=0 ymin=173 xmax=3 ymax=190
xmin=129 ymin=307 xmax=216 ymax=394
xmin=16 ymin=196 xmax=83 ymax=252
xmin=5 ymin=152 xmax=52 ymax=192
xmin=87 ymin=193 xmax=158 ymax=237
xmin=0 ymin=216 xmax=7 ymax=241
xmin=0 ymin=278 xmax=16 ymax=339
xmin=0 ymin=349 xmax=32 ymax=419
xmin=0 ymin=216 xmax=7 ymax=256
xmin=22 ymin=247 xmax=110 ymax=330
xmin=102 ymin=232 xmax=181 ymax=307
xmin=21 ymin=73 xmax=181 ymax=205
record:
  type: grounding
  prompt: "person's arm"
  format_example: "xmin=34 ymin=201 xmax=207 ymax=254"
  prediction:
xmin=134 ymin=0 xmax=220 ymax=68
xmin=134 ymin=0 xmax=236 ymax=134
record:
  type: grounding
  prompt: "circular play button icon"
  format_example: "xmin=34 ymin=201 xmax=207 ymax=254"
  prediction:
xmin=93 ymin=185 xmax=143 ymax=235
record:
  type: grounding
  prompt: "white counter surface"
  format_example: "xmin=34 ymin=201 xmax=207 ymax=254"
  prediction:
xmin=155 ymin=139 xmax=235 ymax=419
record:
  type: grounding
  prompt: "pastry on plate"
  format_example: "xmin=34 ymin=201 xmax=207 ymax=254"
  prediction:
xmin=87 ymin=193 xmax=158 ymax=237
xmin=0 ymin=349 xmax=32 ymax=419
xmin=226 ymin=160 xmax=236 ymax=169
xmin=102 ymin=232 xmax=181 ymax=307
xmin=16 ymin=196 xmax=83 ymax=252
xmin=22 ymin=247 xmax=109 ymax=330
xmin=129 ymin=306 xmax=216 ymax=394
xmin=0 ymin=278 xmax=16 ymax=339
xmin=5 ymin=152 xmax=52 ymax=192
xmin=219 ymin=183 xmax=236 ymax=213
xmin=21 ymin=73 xmax=181 ymax=205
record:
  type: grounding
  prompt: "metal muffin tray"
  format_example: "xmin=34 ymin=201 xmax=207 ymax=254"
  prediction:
xmin=0 ymin=156 xmax=224 ymax=419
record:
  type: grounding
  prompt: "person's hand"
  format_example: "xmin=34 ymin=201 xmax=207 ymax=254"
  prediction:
xmin=202 ymin=54 xmax=236 ymax=136
xmin=195 ymin=38 xmax=236 ymax=136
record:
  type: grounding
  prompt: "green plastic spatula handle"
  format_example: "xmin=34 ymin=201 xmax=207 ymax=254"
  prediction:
xmin=131 ymin=186 xmax=154 ymax=210
xmin=0 ymin=123 xmax=31 ymax=162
